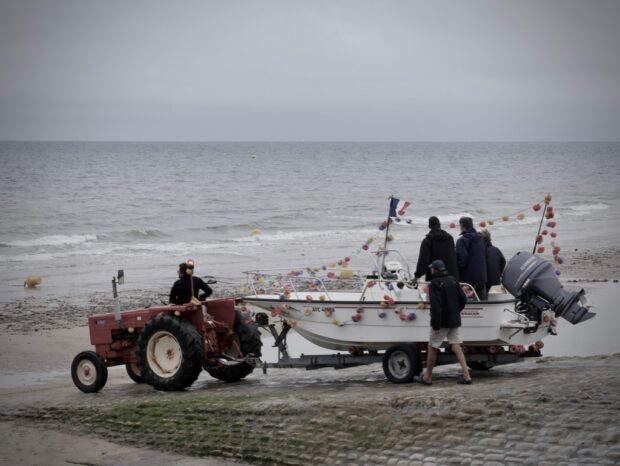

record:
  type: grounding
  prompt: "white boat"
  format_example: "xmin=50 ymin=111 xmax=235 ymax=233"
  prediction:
xmin=243 ymin=251 xmax=594 ymax=353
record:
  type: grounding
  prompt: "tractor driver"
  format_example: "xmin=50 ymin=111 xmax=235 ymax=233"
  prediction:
xmin=169 ymin=259 xmax=213 ymax=305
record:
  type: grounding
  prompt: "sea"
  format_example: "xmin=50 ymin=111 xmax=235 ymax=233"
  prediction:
xmin=1 ymin=141 xmax=619 ymax=303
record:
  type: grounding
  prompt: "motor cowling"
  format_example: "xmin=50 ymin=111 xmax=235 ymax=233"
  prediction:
xmin=502 ymin=251 xmax=595 ymax=325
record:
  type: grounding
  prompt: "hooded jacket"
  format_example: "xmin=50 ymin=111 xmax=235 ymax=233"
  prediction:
xmin=455 ymin=228 xmax=487 ymax=285
xmin=414 ymin=227 xmax=459 ymax=281
xmin=429 ymin=270 xmax=467 ymax=329
xmin=485 ymin=239 xmax=506 ymax=287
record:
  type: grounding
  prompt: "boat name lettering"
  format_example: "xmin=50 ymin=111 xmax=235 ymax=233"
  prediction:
xmin=461 ymin=308 xmax=483 ymax=318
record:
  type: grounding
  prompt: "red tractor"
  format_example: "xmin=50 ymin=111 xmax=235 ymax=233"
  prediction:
xmin=71 ymin=273 xmax=262 ymax=393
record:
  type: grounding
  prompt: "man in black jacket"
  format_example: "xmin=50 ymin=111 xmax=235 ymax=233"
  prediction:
xmin=414 ymin=216 xmax=459 ymax=282
xmin=169 ymin=260 xmax=213 ymax=305
xmin=415 ymin=259 xmax=472 ymax=385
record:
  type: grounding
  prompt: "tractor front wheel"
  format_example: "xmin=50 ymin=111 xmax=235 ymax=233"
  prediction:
xmin=206 ymin=362 xmax=254 ymax=382
xmin=71 ymin=351 xmax=108 ymax=393
xmin=137 ymin=314 xmax=204 ymax=391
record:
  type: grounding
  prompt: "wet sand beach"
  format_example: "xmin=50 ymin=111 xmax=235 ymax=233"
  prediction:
xmin=0 ymin=248 xmax=619 ymax=465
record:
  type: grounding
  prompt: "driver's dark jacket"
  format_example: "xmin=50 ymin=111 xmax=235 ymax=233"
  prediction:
xmin=169 ymin=276 xmax=213 ymax=304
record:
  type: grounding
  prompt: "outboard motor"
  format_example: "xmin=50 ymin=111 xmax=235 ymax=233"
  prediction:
xmin=502 ymin=251 xmax=595 ymax=325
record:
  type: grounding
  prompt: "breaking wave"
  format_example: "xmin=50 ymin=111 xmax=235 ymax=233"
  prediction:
xmin=2 ymin=234 xmax=98 ymax=248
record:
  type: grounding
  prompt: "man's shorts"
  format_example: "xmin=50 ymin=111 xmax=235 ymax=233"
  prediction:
xmin=429 ymin=327 xmax=461 ymax=349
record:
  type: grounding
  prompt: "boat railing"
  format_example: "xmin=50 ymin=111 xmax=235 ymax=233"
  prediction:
xmin=243 ymin=268 xmax=366 ymax=300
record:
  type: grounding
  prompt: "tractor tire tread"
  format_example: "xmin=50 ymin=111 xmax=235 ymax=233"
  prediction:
xmin=137 ymin=314 xmax=204 ymax=391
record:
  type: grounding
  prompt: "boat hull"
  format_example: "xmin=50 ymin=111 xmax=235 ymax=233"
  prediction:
xmin=243 ymin=294 xmax=551 ymax=351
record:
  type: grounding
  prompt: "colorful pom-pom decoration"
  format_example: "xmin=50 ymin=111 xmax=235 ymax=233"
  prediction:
xmin=306 ymin=295 xmax=313 ymax=303
xmin=449 ymin=222 xmax=456 ymax=228
xmin=327 ymin=272 xmax=335 ymax=279
xmin=352 ymin=314 xmax=362 ymax=322
xmin=532 ymin=203 xmax=542 ymax=211
xmin=550 ymin=232 xmax=557 ymax=238
xmin=367 ymin=281 xmax=376 ymax=288
xmin=399 ymin=314 xmax=408 ymax=321
xmin=386 ymin=234 xmax=394 ymax=242
xmin=487 ymin=220 xmax=494 ymax=226
xmin=378 ymin=311 xmax=387 ymax=319
xmin=303 ymin=308 xmax=313 ymax=317
xmin=356 ymin=307 xmax=364 ymax=314
xmin=324 ymin=308 xmax=334 ymax=317
xmin=362 ymin=244 xmax=369 ymax=251
xmin=516 ymin=213 xmax=525 ymax=220
xmin=479 ymin=221 xmax=487 ymax=228
xmin=536 ymin=235 xmax=543 ymax=244
xmin=542 ymin=229 xmax=548 ymax=235
xmin=537 ymin=246 xmax=545 ymax=254
xmin=407 ymin=312 xmax=416 ymax=321
xmin=502 ymin=215 xmax=509 ymax=221
xmin=319 ymin=294 xmax=326 ymax=301
xmin=544 ymin=193 xmax=552 ymax=204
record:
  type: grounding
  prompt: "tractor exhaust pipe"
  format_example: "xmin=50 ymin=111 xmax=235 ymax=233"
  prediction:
xmin=112 ymin=269 xmax=124 ymax=321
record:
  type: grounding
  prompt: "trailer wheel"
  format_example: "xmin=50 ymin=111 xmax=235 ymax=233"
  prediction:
xmin=206 ymin=362 xmax=254 ymax=382
xmin=71 ymin=351 xmax=108 ymax=393
xmin=125 ymin=362 xmax=145 ymax=383
xmin=382 ymin=344 xmax=422 ymax=384
xmin=137 ymin=314 xmax=204 ymax=391
xmin=468 ymin=361 xmax=494 ymax=371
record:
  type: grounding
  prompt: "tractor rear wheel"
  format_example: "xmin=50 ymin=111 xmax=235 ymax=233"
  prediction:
xmin=382 ymin=344 xmax=422 ymax=384
xmin=125 ymin=362 xmax=145 ymax=383
xmin=137 ymin=314 xmax=204 ymax=391
xmin=71 ymin=351 xmax=108 ymax=393
xmin=206 ymin=362 xmax=254 ymax=382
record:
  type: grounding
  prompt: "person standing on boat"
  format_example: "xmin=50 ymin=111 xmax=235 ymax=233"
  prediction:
xmin=481 ymin=229 xmax=506 ymax=292
xmin=455 ymin=216 xmax=487 ymax=300
xmin=169 ymin=260 xmax=213 ymax=305
xmin=414 ymin=216 xmax=459 ymax=282
xmin=415 ymin=259 xmax=472 ymax=385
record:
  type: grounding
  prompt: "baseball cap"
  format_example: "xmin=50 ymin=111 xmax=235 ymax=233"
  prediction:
xmin=429 ymin=259 xmax=446 ymax=271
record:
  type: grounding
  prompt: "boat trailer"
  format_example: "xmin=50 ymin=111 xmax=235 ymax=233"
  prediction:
xmin=258 ymin=318 xmax=539 ymax=382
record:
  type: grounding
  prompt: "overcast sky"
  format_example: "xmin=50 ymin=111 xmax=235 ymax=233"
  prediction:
xmin=0 ymin=0 xmax=619 ymax=141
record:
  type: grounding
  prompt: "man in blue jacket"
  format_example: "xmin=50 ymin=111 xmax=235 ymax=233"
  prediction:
xmin=455 ymin=216 xmax=487 ymax=300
